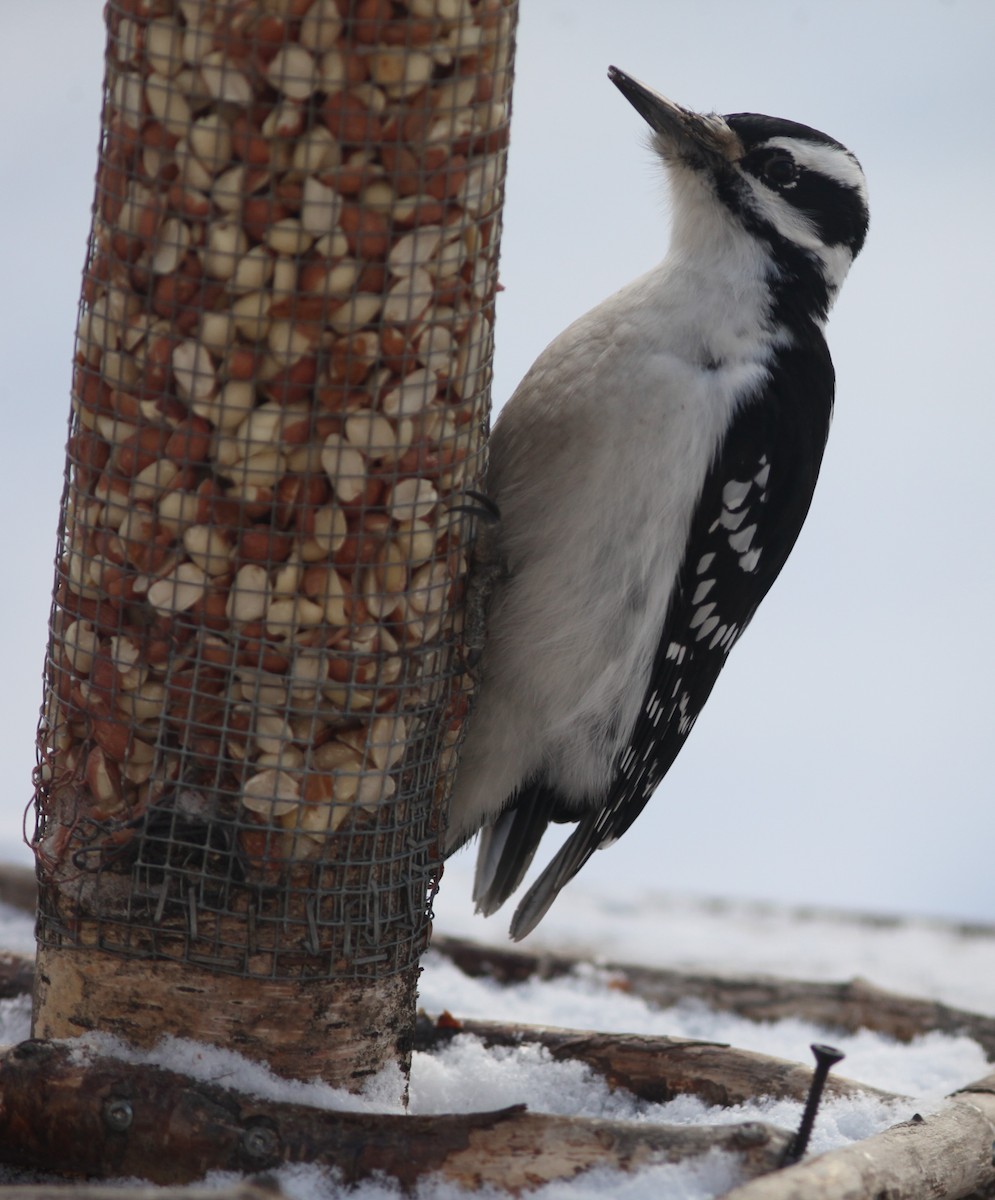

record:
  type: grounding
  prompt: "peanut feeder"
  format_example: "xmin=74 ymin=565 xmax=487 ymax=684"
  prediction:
xmin=32 ymin=0 xmax=516 ymax=1090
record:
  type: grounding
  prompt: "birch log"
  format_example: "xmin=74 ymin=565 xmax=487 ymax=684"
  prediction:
xmin=0 ymin=1040 xmax=790 ymax=1192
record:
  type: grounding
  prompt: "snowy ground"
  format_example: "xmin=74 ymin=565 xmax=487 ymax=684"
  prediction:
xmin=1 ymin=856 xmax=992 ymax=1198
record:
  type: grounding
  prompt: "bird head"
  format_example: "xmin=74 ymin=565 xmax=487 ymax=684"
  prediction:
xmin=608 ymin=66 xmax=869 ymax=322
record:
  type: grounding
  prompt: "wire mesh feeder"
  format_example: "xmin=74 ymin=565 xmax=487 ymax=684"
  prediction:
xmin=33 ymin=0 xmax=517 ymax=984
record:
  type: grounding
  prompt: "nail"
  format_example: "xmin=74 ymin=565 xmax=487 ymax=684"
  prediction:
xmin=781 ymin=1043 xmax=845 ymax=1167
xmin=102 ymin=1097 xmax=134 ymax=1133
xmin=242 ymin=1120 xmax=280 ymax=1161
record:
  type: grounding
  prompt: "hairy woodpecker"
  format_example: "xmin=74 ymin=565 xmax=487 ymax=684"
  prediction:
xmin=446 ymin=67 xmax=869 ymax=940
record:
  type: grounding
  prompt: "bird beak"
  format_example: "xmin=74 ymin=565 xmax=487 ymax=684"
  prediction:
xmin=607 ymin=66 xmax=739 ymax=166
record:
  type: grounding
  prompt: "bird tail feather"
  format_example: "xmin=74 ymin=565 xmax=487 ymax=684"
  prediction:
xmin=472 ymin=781 xmax=559 ymax=917
xmin=508 ymin=815 xmax=603 ymax=941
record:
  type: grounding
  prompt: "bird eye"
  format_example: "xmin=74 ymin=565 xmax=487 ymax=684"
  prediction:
xmin=761 ymin=152 xmax=799 ymax=187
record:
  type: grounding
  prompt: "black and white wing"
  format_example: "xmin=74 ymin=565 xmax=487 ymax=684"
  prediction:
xmin=480 ymin=343 xmax=835 ymax=939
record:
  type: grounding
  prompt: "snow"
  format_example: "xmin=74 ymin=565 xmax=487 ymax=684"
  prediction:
xmin=67 ymin=1030 xmax=410 ymax=1117
xmin=268 ymin=1157 xmax=749 ymax=1200
xmin=435 ymin=855 xmax=995 ymax=1016
xmin=1 ymin=864 xmax=992 ymax=1199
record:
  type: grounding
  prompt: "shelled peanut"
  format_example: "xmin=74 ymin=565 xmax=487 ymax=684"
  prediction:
xmin=36 ymin=0 xmax=515 ymax=875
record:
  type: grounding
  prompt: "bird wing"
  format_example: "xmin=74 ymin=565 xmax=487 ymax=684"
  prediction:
xmin=507 ymin=352 xmax=834 ymax=939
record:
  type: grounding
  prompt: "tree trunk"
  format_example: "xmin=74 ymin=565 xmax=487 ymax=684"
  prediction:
xmin=32 ymin=946 xmax=417 ymax=1089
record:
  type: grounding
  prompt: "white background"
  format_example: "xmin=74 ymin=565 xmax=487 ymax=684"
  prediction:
xmin=1 ymin=0 xmax=992 ymax=929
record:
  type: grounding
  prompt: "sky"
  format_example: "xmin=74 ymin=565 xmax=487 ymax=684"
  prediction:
xmin=1 ymin=0 xmax=993 ymax=933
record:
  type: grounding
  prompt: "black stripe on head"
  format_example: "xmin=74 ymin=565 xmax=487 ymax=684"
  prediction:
xmin=726 ymin=113 xmax=869 ymax=257
xmin=725 ymin=113 xmax=847 ymax=151
xmin=789 ymin=169 xmax=868 ymax=254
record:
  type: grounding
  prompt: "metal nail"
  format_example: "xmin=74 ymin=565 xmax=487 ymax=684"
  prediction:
xmin=241 ymin=1121 xmax=280 ymax=1161
xmin=102 ymin=1097 xmax=134 ymax=1133
xmin=781 ymin=1043 xmax=845 ymax=1167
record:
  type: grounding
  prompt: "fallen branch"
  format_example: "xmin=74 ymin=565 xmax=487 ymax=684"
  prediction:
xmin=0 ymin=1040 xmax=790 ymax=1192
xmin=720 ymin=1073 xmax=995 ymax=1200
xmin=431 ymin=934 xmax=995 ymax=1059
xmin=414 ymin=1014 xmax=896 ymax=1107
xmin=0 ymin=1185 xmax=282 ymax=1200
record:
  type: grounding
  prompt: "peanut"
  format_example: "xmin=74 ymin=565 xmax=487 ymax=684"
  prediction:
xmin=43 ymin=0 xmax=514 ymax=875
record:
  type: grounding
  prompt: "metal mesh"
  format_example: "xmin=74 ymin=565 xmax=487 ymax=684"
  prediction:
xmin=32 ymin=0 xmax=516 ymax=980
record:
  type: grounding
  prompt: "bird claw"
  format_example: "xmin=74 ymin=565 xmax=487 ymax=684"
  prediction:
xmin=448 ymin=489 xmax=502 ymax=526
xmin=460 ymin=500 xmax=504 ymax=679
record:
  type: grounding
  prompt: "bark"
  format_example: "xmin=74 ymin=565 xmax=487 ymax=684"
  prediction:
xmin=32 ymin=946 xmax=416 ymax=1091
xmin=0 ymin=1040 xmax=790 ymax=1192
xmin=413 ymin=1014 xmax=896 ymax=1107
xmin=431 ymin=934 xmax=995 ymax=1059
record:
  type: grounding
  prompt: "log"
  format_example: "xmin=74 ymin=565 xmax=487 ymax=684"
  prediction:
xmin=0 ymin=1040 xmax=791 ymax=1193
xmin=0 ymin=1186 xmax=281 ymax=1200
xmin=719 ymin=1073 xmax=995 ymax=1200
xmin=431 ymin=934 xmax=995 ymax=1059
xmin=413 ymin=1014 xmax=897 ymax=1107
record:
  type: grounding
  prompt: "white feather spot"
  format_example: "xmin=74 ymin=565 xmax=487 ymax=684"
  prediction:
xmin=728 ymin=524 xmax=756 ymax=553
xmin=696 ymin=553 xmax=715 ymax=575
xmin=689 ymin=602 xmax=716 ymax=629
xmin=754 ymin=462 xmax=771 ymax=488
xmin=696 ymin=614 xmax=720 ymax=641
xmin=738 ymin=547 xmax=762 ymax=572
xmin=722 ymin=479 xmax=752 ymax=509
xmin=692 ymin=579 xmax=715 ymax=604
xmin=719 ymin=507 xmax=748 ymax=531
xmin=665 ymin=641 xmax=686 ymax=663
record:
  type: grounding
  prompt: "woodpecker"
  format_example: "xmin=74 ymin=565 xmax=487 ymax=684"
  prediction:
xmin=446 ymin=67 xmax=869 ymax=940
